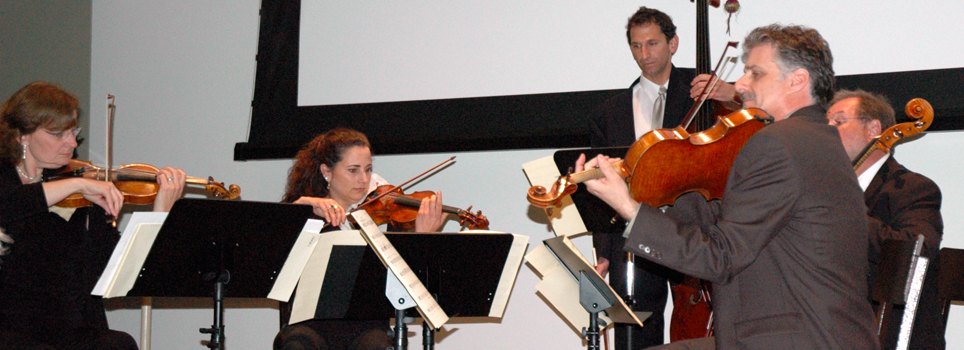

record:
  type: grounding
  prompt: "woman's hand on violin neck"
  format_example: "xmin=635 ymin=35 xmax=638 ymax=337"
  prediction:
xmin=295 ymin=196 xmax=346 ymax=227
xmin=414 ymin=191 xmax=444 ymax=233
xmin=576 ymin=154 xmax=640 ymax=221
xmin=153 ymin=167 xmax=187 ymax=212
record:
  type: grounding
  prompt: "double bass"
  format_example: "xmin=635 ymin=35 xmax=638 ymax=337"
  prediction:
xmin=670 ymin=0 xmax=721 ymax=341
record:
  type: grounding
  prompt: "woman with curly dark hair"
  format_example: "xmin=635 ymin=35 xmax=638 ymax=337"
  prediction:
xmin=275 ymin=127 xmax=444 ymax=350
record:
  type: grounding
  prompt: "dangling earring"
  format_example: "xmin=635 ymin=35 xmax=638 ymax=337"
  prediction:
xmin=21 ymin=144 xmax=26 ymax=160
xmin=325 ymin=177 xmax=330 ymax=189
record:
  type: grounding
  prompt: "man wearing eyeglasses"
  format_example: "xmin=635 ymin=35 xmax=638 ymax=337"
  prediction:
xmin=828 ymin=89 xmax=946 ymax=350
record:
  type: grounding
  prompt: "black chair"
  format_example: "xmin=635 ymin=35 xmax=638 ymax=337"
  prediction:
xmin=939 ymin=247 xmax=964 ymax=335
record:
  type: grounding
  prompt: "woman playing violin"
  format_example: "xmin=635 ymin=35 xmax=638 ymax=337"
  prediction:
xmin=274 ymin=127 xmax=445 ymax=350
xmin=0 ymin=81 xmax=187 ymax=350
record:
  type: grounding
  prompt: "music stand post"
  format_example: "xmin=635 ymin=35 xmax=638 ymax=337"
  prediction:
xmin=579 ymin=271 xmax=615 ymax=350
xmin=385 ymin=272 xmax=417 ymax=350
xmin=198 ymin=270 xmax=230 ymax=349
xmin=385 ymin=272 xmax=440 ymax=350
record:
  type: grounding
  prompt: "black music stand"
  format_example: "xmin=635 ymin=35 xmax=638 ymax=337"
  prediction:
xmin=125 ymin=198 xmax=314 ymax=350
xmin=293 ymin=232 xmax=524 ymax=350
xmin=552 ymin=147 xmax=630 ymax=235
xmin=539 ymin=236 xmax=648 ymax=350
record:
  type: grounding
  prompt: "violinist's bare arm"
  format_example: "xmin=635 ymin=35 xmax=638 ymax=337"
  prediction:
xmin=294 ymin=196 xmax=347 ymax=227
xmin=153 ymin=166 xmax=187 ymax=212
xmin=690 ymin=74 xmax=742 ymax=110
xmin=575 ymin=154 xmax=640 ymax=221
xmin=42 ymin=179 xmax=124 ymax=217
xmin=414 ymin=191 xmax=445 ymax=232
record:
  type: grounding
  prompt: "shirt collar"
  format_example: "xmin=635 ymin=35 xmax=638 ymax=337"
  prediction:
xmin=858 ymin=153 xmax=889 ymax=191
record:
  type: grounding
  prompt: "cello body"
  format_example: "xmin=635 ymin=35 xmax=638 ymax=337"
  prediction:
xmin=625 ymin=108 xmax=769 ymax=208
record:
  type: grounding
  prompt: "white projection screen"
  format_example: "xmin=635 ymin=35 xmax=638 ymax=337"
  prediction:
xmin=298 ymin=0 xmax=964 ymax=107
xmin=236 ymin=0 xmax=963 ymax=160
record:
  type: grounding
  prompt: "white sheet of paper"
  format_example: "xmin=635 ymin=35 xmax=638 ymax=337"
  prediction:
xmin=92 ymin=212 xmax=167 ymax=297
xmin=267 ymin=218 xmax=326 ymax=301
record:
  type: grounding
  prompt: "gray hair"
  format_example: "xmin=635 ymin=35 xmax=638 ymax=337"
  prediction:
xmin=742 ymin=24 xmax=835 ymax=106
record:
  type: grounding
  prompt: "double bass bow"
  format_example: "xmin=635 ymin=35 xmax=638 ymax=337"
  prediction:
xmin=670 ymin=0 xmax=722 ymax=341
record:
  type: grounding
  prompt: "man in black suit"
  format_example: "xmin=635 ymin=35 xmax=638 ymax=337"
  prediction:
xmin=586 ymin=7 xmax=693 ymax=348
xmin=578 ymin=24 xmax=879 ymax=349
xmin=586 ymin=7 xmax=748 ymax=348
xmin=828 ymin=89 xmax=945 ymax=349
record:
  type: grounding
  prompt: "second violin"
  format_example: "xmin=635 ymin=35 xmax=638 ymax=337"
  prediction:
xmin=358 ymin=184 xmax=489 ymax=230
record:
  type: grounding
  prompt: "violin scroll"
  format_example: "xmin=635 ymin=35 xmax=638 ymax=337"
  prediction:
xmin=455 ymin=206 xmax=489 ymax=230
xmin=526 ymin=175 xmax=577 ymax=215
xmin=202 ymin=176 xmax=241 ymax=200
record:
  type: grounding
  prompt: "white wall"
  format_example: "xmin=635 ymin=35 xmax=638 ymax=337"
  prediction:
xmin=74 ymin=0 xmax=964 ymax=349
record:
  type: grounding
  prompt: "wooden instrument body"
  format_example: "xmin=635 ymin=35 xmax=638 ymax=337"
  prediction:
xmin=626 ymin=108 xmax=769 ymax=208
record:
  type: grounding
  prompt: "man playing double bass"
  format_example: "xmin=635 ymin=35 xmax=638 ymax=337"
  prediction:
xmin=587 ymin=7 xmax=738 ymax=347
xmin=578 ymin=24 xmax=878 ymax=349
xmin=828 ymin=89 xmax=945 ymax=349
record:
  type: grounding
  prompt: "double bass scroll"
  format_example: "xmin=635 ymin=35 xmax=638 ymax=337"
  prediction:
xmin=852 ymin=98 xmax=933 ymax=175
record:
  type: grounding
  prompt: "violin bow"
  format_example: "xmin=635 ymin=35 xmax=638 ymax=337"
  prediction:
xmin=350 ymin=156 xmax=456 ymax=212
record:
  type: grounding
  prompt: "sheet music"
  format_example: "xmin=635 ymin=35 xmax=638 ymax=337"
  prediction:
xmin=896 ymin=256 xmax=929 ymax=350
xmin=92 ymin=212 xmax=167 ymax=297
xmin=266 ymin=219 xmax=326 ymax=301
xmin=351 ymin=210 xmax=449 ymax=329
xmin=522 ymin=155 xmax=588 ymax=237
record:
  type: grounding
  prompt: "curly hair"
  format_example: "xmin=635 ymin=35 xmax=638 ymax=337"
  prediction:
xmin=0 ymin=82 xmax=79 ymax=166
xmin=282 ymin=128 xmax=370 ymax=203
xmin=625 ymin=7 xmax=677 ymax=45
xmin=742 ymin=24 xmax=835 ymax=107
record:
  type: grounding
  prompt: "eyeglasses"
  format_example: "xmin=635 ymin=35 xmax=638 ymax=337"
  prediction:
xmin=829 ymin=116 xmax=870 ymax=126
xmin=43 ymin=127 xmax=83 ymax=140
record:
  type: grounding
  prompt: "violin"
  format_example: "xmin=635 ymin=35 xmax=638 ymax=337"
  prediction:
xmin=358 ymin=184 xmax=489 ymax=231
xmin=853 ymin=98 xmax=933 ymax=175
xmin=44 ymin=159 xmax=241 ymax=207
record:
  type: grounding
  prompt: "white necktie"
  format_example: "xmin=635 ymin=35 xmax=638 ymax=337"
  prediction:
xmin=652 ymin=86 xmax=667 ymax=129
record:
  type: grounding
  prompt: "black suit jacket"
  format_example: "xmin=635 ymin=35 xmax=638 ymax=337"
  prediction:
xmin=625 ymin=105 xmax=879 ymax=349
xmin=865 ymin=156 xmax=945 ymax=349
xmin=587 ymin=66 xmax=696 ymax=262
